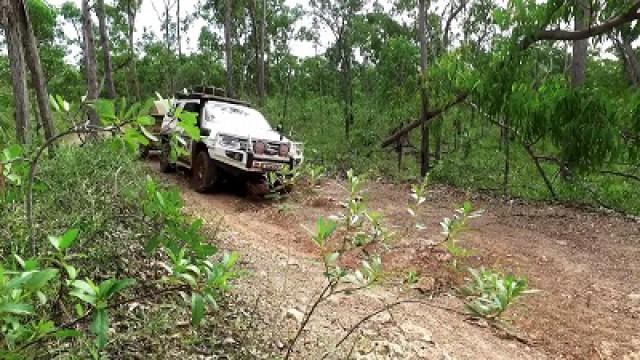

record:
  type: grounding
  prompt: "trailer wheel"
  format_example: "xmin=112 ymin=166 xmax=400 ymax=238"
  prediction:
xmin=159 ymin=138 xmax=175 ymax=173
xmin=192 ymin=150 xmax=219 ymax=193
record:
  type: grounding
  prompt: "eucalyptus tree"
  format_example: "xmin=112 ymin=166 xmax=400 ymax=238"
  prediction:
xmin=81 ymin=0 xmax=99 ymax=125
xmin=257 ymin=0 xmax=267 ymax=103
xmin=60 ymin=1 xmax=82 ymax=45
xmin=224 ymin=0 xmax=234 ymax=96
xmin=1 ymin=0 xmax=57 ymax=145
xmin=17 ymin=0 xmax=56 ymax=145
xmin=151 ymin=0 xmax=179 ymax=94
xmin=97 ymin=0 xmax=116 ymax=99
xmin=1 ymin=0 xmax=30 ymax=144
xmin=613 ymin=24 xmax=640 ymax=86
xmin=417 ymin=0 xmax=430 ymax=175
xmin=309 ymin=0 xmax=365 ymax=139
xmin=570 ymin=0 xmax=591 ymax=87
xmin=118 ymin=0 xmax=142 ymax=99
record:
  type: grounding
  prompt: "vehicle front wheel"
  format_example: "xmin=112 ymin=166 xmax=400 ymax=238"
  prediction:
xmin=192 ymin=150 xmax=219 ymax=193
xmin=159 ymin=138 xmax=175 ymax=173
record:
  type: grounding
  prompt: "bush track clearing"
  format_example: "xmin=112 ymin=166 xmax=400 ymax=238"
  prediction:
xmin=157 ymin=164 xmax=640 ymax=359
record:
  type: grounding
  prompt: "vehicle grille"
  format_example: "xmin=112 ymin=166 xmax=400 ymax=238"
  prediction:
xmin=252 ymin=140 xmax=282 ymax=156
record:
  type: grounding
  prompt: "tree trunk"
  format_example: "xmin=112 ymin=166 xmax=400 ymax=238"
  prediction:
xmin=177 ymin=0 xmax=182 ymax=59
xmin=616 ymin=32 xmax=640 ymax=86
xmin=82 ymin=0 xmax=99 ymax=125
xmin=418 ymin=0 xmax=430 ymax=176
xmin=256 ymin=0 xmax=266 ymax=104
xmin=282 ymin=62 xmax=291 ymax=123
xmin=342 ymin=44 xmax=354 ymax=139
xmin=16 ymin=0 xmax=55 ymax=145
xmin=5 ymin=0 xmax=30 ymax=144
xmin=434 ymin=122 xmax=442 ymax=163
xmin=224 ymin=0 xmax=234 ymax=97
xmin=503 ymin=115 xmax=510 ymax=197
xmin=126 ymin=3 xmax=141 ymax=100
xmin=97 ymin=0 xmax=116 ymax=99
xmin=570 ymin=1 xmax=590 ymax=87
xmin=163 ymin=2 xmax=174 ymax=94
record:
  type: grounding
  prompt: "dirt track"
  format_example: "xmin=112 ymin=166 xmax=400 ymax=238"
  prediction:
xmin=157 ymin=164 xmax=640 ymax=360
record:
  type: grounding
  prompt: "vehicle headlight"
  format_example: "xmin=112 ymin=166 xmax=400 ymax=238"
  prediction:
xmin=217 ymin=134 xmax=243 ymax=150
xmin=278 ymin=143 xmax=290 ymax=157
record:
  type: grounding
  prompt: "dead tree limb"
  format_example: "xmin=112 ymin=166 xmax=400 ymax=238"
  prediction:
xmin=381 ymin=93 xmax=468 ymax=148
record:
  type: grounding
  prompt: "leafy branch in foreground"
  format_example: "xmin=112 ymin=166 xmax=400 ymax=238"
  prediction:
xmin=285 ymin=170 xmax=387 ymax=359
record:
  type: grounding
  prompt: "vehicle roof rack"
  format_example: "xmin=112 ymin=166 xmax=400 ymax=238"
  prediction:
xmin=175 ymin=86 xmax=252 ymax=107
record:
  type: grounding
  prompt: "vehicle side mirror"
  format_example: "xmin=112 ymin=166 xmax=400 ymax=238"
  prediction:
xmin=200 ymin=128 xmax=211 ymax=137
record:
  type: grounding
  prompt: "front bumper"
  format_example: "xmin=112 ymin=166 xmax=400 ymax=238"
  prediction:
xmin=209 ymin=146 xmax=302 ymax=175
xmin=246 ymin=153 xmax=302 ymax=172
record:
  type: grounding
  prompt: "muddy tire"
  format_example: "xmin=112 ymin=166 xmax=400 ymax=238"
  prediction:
xmin=192 ymin=150 xmax=219 ymax=193
xmin=159 ymin=138 xmax=175 ymax=173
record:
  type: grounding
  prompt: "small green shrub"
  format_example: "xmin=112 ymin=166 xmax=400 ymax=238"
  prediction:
xmin=440 ymin=201 xmax=483 ymax=269
xmin=405 ymin=270 xmax=420 ymax=285
xmin=461 ymin=267 xmax=537 ymax=319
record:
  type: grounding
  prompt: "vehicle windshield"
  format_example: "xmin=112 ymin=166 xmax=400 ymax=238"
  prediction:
xmin=204 ymin=102 xmax=272 ymax=131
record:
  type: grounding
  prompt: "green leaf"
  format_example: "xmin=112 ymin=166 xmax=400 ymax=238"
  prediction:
xmin=0 ymin=302 xmax=34 ymax=315
xmin=136 ymin=115 xmax=155 ymax=126
xmin=144 ymin=235 xmax=163 ymax=253
xmin=69 ymin=289 xmax=97 ymax=305
xmin=97 ymin=278 xmax=135 ymax=300
xmin=313 ymin=217 xmax=336 ymax=247
xmin=323 ymin=252 xmax=339 ymax=266
xmin=2 ymin=144 xmax=23 ymax=162
xmin=93 ymin=99 xmax=116 ymax=123
xmin=75 ymin=303 xmax=85 ymax=317
xmin=49 ymin=228 xmax=79 ymax=251
xmin=49 ymin=94 xmax=60 ymax=112
xmin=70 ymin=280 xmax=98 ymax=305
xmin=177 ymin=273 xmax=197 ymax=286
xmin=53 ymin=329 xmax=82 ymax=339
xmin=140 ymin=125 xmax=159 ymax=142
xmin=90 ymin=308 xmax=109 ymax=349
xmin=36 ymin=290 xmax=47 ymax=305
xmin=24 ymin=269 xmax=58 ymax=291
xmin=13 ymin=255 xmax=38 ymax=271
xmin=6 ymin=272 xmax=34 ymax=290
xmin=191 ymin=292 xmax=205 ymax=326
xmin=65 ymin=265 xmax=77 ymax=280
xmin=177 ymin=111 xmax=201 ymax=140
xmin=222 ymin=252 xmax=238 ymax=269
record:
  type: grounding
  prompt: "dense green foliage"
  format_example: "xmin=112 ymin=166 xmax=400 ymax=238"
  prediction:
xmin=0 ymin=108 xmax=236 ymax=357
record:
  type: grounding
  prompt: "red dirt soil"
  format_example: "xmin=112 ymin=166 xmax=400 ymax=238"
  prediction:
xmin=161 ymin=166 xmax=640 ymax=359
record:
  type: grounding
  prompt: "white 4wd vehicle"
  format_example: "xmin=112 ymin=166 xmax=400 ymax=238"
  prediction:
xmin=159 ymin=89 xmax=303 ymax=193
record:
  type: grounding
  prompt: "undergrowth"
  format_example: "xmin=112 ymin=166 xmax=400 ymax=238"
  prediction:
xmin=0 ymin=133 xmax=247 ymax=358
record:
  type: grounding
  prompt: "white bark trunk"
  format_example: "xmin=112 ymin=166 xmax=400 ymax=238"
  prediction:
xmin=82 ymin=0 xmax=99 ymax=125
